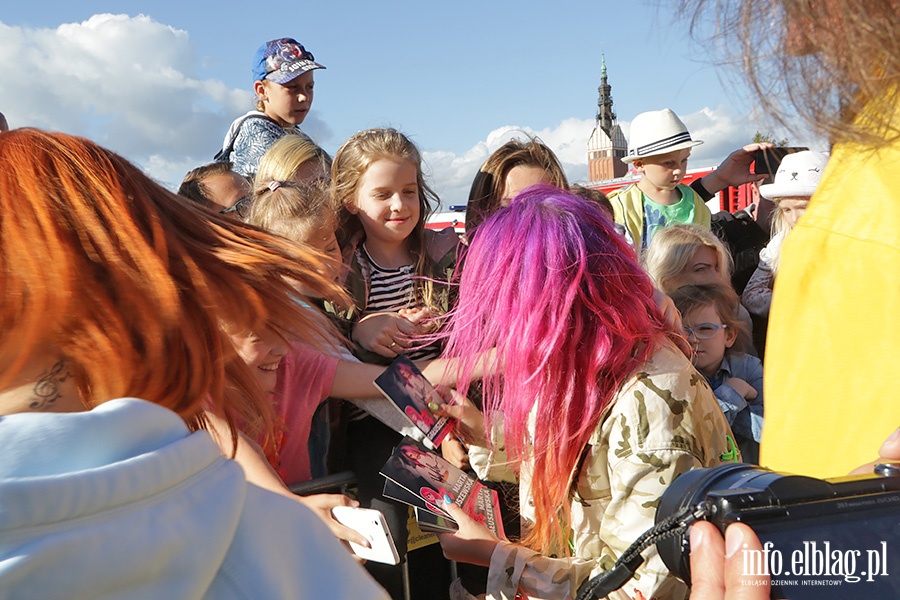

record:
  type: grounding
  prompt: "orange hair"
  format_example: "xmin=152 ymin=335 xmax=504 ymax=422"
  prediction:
xmin=0 ymin=129 xmax=346 ymax=445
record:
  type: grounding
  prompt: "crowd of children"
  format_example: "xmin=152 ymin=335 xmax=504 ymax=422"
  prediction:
xmin=3 ymin=3 xmax=896 ymax=596
xmin=205 ymin=69 xmax=793 ymax=597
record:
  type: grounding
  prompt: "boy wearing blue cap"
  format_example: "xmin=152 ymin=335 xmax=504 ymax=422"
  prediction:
xmin=217 ymin=38 xmax=326 ymax=177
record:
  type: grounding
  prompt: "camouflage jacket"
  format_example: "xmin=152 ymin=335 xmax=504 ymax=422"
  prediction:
xmin=471 ymin=342 xmax=736 ymax=600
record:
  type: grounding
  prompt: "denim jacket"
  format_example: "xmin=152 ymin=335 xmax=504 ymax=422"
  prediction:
xmin=707 ymin=352 xmax=764 ymax=464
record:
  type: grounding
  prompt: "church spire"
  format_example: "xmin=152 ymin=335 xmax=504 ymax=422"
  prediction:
xmin=596 ymin=53 xmax=616 ymax=137
xmin=588 ymin=55 xmax=628 ymax=182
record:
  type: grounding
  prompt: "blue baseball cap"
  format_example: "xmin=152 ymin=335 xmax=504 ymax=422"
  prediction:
xmin=252 ymin=38 xmax=325 ymax=85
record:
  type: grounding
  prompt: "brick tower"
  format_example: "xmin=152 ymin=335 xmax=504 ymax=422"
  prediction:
xmin=587 ymin=55 xmax=628 ymax=182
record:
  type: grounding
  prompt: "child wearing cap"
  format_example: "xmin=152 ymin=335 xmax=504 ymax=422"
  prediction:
xmin=609 ymin=108 xmax=710 ymax=253
xmin=610 ymin=108 xmax=770 ymax=254
xmin=217 ymin=37 xmax=326 ymax=178
xmin=741 ymin=150 xmax=830 ymax=319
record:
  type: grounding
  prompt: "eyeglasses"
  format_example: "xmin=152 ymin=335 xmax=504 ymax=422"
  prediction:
xmin=683 ymin=323 xmax=728 ymax=340
xmin=220 ymin=197 xmax=253 ymax=219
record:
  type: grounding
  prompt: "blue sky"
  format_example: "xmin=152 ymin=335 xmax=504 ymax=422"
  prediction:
xmin=0 ymin=1 xmax=813 ymax=207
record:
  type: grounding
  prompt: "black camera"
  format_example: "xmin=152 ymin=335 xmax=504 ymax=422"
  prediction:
xmin=656 ymin=463 xmax=900 ymax=599
xmin=753 ymin=146 xmax=808 ymax=176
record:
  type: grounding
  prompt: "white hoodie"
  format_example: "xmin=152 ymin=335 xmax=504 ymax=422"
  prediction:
xmin=0 ymin=398 xmax=388 ymax=600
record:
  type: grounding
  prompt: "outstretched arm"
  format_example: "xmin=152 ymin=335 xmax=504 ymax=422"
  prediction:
xmin=699 ymin=143 xmax=774 ymax=195
xmin=204 ymin=411 xmax=369 ymax=549
xmin=328 ymin=348 xmax=501 ymax=400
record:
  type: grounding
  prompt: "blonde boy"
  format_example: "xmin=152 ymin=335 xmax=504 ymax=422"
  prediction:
xmin=610 ymin=108 xmax=711 ymax=253
xmin=217 ymin=38 xmax=325 ymax=178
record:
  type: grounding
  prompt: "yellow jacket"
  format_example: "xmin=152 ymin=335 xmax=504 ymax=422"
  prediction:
xmin=762 ymin=138 xmax=900 ymax=477
xmin=609 ymin=183 xmax=711 ymax=253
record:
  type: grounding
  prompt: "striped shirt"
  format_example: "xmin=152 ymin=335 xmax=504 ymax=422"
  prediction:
xmin=361 ymin=245 xmax=439 ymax=361
xmin=363 ymin=250 xmax=416 ymax=314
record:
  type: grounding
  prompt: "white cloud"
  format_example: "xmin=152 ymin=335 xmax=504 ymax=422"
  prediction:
xmin=682 ymin=106 xmax=755 ymax=167
xmin=0 ymin=14 xmax=251 ymax=189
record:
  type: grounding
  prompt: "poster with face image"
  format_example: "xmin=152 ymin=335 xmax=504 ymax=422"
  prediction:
xmin=373 ymin=355 xmax=455 ymax=446
xmin=380 ymin=437 xmax=505 ymax=539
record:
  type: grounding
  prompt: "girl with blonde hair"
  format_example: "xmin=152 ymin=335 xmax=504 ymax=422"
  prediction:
xmin=642 ymin=223 xmax=755 ymax=353
xmin=255 ymin=134 xmax=332 ymax=186
xmin=332 ymin=127 xmax=461 ymax=597
xmin=741 ymin=150 xmax=829 ymax=318
xmin=332 ymin=127 xmax=459 ymax=362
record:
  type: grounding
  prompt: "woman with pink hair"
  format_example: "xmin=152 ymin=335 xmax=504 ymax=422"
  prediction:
xmin=436 ymin=186 xmax=735 ymax=600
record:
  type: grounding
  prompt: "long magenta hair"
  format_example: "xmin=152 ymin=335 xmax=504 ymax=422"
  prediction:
xmin=442 ymin=185 xmax=669 ymax=553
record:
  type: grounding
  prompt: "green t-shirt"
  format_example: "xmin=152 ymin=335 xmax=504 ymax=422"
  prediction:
xmin=642 ymin=185 xmax=695 ymax=250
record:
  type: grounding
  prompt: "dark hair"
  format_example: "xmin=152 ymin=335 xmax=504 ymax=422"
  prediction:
xmin=570 ymin=184 xmax=614 ymax=219
xmin=465 ymin=137 xmax=568 ymax=232
xmin=178 ymin=162 xmax=240 ymax=208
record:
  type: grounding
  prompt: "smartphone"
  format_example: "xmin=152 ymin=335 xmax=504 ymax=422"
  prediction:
xmin=331 ymin=506 xmax=400 ymax=565
xmin=754 ymin=146 xmax=808 ymax=175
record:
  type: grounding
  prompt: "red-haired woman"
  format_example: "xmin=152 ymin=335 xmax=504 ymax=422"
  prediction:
xmin=0 ymin=129 xmax=387 ymax=599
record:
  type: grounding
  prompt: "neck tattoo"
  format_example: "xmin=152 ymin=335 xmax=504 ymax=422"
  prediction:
xmin=30 ymin=359 xmax=72 ymax=411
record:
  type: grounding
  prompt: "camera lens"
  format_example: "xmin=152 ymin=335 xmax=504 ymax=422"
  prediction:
xmin=655 ymin=463 xmax=771 ymax=583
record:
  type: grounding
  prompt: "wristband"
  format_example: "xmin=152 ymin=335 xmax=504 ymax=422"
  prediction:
xmin=690 ymin=177 xmax=715 ymax=201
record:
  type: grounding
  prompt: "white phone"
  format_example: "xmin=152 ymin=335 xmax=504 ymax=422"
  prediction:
xmin=331 ymin=506 xmax=400 ymax=565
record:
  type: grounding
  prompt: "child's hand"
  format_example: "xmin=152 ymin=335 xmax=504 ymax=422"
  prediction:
xmin=437 ymin=498 xmax=500 ymax=567
xmin=398 ymin=306 xmax=431 ymax=322
xmin=652 ymin=288 xmax=683 ymax=330
xmin=399 ymin=306 xmax=440 ymax=335
xmin=296 ymin=493 xmax=371 ymax=551
xmin=433 ymin=388 xmax=487 ymax=447
xmin=353 ymin=312 xmax=418 ymax=357
xmin=440 ymin=434 xmax=471 ymax=470
xmin=725 ymin=377 xmax=757 ymax=400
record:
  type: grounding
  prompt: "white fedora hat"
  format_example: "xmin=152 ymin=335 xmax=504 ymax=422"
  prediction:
xmin=622 ymin=108 xmax=703 ymax=163
xmin=759 ymin=151 xmax=829 ymax=200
